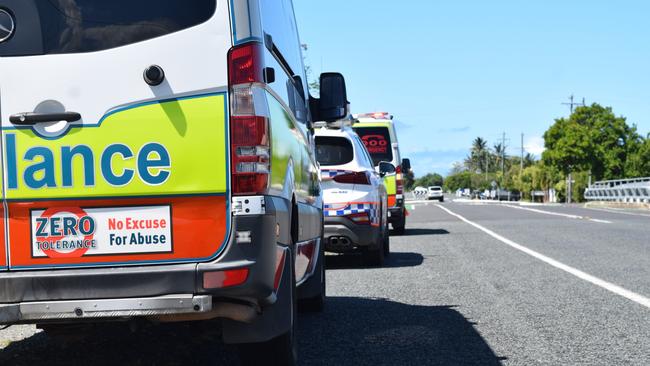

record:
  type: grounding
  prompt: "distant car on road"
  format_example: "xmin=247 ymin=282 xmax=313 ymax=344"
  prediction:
xmin=427 ymin=186 xmax=444 ymax=202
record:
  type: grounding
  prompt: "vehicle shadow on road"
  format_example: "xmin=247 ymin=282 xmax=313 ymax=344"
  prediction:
xmin=398 ymin=228 xmax=450 ymax=236
xmin=0 ymin=298 xmax=506 ymax=366
xmin=326 ymin=252 xmax=424 ymax=270
xmin=299 ymin=297 xmax=506 ymax=366
xmin=0 ymin=322 xmax=239 ymax=366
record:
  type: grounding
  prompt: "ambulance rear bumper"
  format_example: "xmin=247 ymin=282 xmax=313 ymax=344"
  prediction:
xmin=0 ymin=294 xmax=213 ymax=324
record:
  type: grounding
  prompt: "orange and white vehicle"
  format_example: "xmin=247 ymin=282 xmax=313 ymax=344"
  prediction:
xmin=0 ymin=0 xmax=348 ymax=363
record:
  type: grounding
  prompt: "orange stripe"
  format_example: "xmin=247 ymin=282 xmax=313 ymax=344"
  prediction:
xmin=387 ymin=195 xmax=396 ymax=207
xmin=8 ymin=196 xmax=228 ymax=268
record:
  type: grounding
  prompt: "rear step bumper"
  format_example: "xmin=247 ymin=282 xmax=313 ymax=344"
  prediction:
xmin=0 ymin=294 xmax=212 ymax=323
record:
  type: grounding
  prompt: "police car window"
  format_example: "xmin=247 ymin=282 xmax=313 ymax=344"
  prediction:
xmin=315 ymin=136 xmax=354 ymax=166
xmin=353 ymin=127 xmax=393 ymax=166
xmin=0 ymin=0 xmax=216 ymax=56
xmin=353 ymin=135 xmax=374 ymax=169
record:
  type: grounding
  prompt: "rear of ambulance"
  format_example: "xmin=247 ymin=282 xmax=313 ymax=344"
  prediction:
xmin=0 ymin=0 xmax=289 ymax=337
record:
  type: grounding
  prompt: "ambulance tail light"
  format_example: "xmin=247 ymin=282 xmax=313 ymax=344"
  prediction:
xmin=333 ymin=171 xmax=371 ymax=185
xmin=395 ymin=166 xmax=404 ymax=195
xmin=203 ymin=268 xmax=249 ymax=289
xmin=228 ymin=42 xmax=270 ymax=195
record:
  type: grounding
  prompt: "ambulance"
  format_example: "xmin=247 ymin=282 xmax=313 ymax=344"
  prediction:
xmin=353 ymin=113 xmax=410 ymax=234
xmin=0 ymin=0 xmax=346 ymax=363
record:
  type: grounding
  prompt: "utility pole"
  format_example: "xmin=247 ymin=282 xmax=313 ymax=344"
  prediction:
xmin=500 ymin=132 xmax=507 ymax=176
xmin=562 ymin=95 xmax=586 ymax=113
xmin=485 ymin=151 xmax=489 ymax=181
xmin=520 ymin=133 xmax=524 ymax=171
xmin=566 ymin=173 xmax=575 ymax=204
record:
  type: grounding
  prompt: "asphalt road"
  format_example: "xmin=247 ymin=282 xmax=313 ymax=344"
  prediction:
xmin=1 ymin=199 xmax=648 ymax=365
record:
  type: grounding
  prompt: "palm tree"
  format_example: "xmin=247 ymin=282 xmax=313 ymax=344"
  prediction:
xmin=472 ymin=137 xmax=487 ymax=155
xmin=493 ymin=143 xmax=505 ymax=175
xmin=523 ymin=153 xmax=536 ymax=168
xmin=467 ymin=137 xmax=488 ymax=173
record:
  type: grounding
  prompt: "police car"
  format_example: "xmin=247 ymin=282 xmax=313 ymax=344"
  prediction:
xmin=0 ymin=0 xmax=344 ymax=364
xmin=315 ymin=121 xmax=392 ymax=266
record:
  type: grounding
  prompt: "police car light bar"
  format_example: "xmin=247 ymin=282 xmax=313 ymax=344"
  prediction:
xmin=313 ymin=116 xmax=354 ymax=130
xmin=353 ymin=112 xmax=393 ymax=120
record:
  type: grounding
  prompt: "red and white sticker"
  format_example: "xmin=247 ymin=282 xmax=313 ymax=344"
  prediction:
xmin=31 ymin=205 xmax=173 ymax=258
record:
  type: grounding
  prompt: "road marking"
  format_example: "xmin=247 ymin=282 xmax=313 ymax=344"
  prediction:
xmin=501 ymin=204 xmax=612 ymax=224
xmin=584 ymin=206 xmax=650 ymax=218
xmin=435 ymin=204 xmax=650 ymax=309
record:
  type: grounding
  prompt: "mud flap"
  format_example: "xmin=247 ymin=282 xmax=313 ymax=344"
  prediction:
xmin=222 ymin=249 xmax=293 ymax=344
xmin=297 ymin=239 xmax=324 ymax=301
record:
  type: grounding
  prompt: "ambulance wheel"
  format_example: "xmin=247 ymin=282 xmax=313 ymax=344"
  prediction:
xmin=238 ymin=252 xmax=297 ymax=366
xmin=392 ymin=214 xmax=406 ymax=235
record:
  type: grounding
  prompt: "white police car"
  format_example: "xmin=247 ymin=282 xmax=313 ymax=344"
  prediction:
xmin=315 ymin=123 xmax=392 ymax=265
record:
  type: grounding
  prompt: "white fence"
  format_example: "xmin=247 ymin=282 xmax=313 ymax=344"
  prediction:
xmin=584 ymin=177 xmax=650 ymax=203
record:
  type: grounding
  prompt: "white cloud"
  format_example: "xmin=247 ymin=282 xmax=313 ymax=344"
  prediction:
xmin=524 ymin=136 xmax=545 ymax=156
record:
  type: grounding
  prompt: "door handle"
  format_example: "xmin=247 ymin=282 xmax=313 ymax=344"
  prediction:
xmin=9 ymin=112 xmax=81 ymax=125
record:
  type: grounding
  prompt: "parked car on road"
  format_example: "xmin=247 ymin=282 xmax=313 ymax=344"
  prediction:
xmin=315 ymin=124 xmax=391 ymax=266
xmin=427 ymin=186 xmax=445 ymax=201
xmin=0 ymin=0 xmax=342 ymax=363
xmin=353 ymin=112 xmax=409 ymax=234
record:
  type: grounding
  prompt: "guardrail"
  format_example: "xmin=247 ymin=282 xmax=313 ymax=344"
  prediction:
xmin=584 ymin=177 xmax=650 ymax=203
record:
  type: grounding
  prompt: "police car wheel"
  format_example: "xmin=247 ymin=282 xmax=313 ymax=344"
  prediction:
xmin=382 ymin=222 xmax=390 ymax=257
xmin=363 ymin=230 xmax=385 ymax=267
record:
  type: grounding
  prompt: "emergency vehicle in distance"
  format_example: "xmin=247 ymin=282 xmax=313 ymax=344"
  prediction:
xmin=353 ymin=112 xmax=411 ymax=234
xmin=0 ymin=0 xmax=344 ymax=364
xmin=314 ymin=120 xmax=391 ymax=266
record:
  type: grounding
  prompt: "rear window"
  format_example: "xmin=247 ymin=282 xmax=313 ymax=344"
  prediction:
xmin=0 ymin=0 xmax=216 ymax=56
xmin=315 ymin=136 xmax=354 ymax=166
xmin=352 ymin=126 xmax=393 ymax=166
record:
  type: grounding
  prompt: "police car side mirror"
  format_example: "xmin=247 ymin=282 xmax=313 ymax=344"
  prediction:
xmin=378 ymin=161 xmax=396 ymax=177
xmin=318 ymin=72 xmax=348 ymax=122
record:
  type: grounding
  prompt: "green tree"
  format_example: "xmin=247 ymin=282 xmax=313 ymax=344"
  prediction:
xmin=414 ymin=173 xmax=444 ymax=188
xmin=444 ymin=171 xmax=473 ymax=192
xmin=464 ymin=137 xmax=489 ymax=173
xmin=543 ymin=104 xmax=641 ymax=180
xmin=625 ymin=135 xmax=650 ymax=177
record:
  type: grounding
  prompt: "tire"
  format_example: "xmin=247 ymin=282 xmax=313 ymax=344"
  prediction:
xmin=238 ymin=250 xmax=297 ymax=365
xmin=392 ymin=213 xmax=406 ymax=235
xmin=382 ymin=219 xmax=390 ymax=257
xmin=363 ymin=228 xmax=385 ymax=267
xmin=439 ymin=197 xmax=444 ymax=202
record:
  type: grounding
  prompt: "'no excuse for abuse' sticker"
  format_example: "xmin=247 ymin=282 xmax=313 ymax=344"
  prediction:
xmin=31 ymin=205 xmax=173 ymax=258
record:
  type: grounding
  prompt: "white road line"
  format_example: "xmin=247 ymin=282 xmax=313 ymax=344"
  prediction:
xmin=435 ymin=204 xmax=650 ymax=309
xmin=584 ymin=206 xmax=650 ymax=218
xmin=501 ymin=204 xmax=612 ymax=224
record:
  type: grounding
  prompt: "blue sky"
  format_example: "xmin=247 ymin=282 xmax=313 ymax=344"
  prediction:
xmin=294 ymin=0 xmax=650 ymax=177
